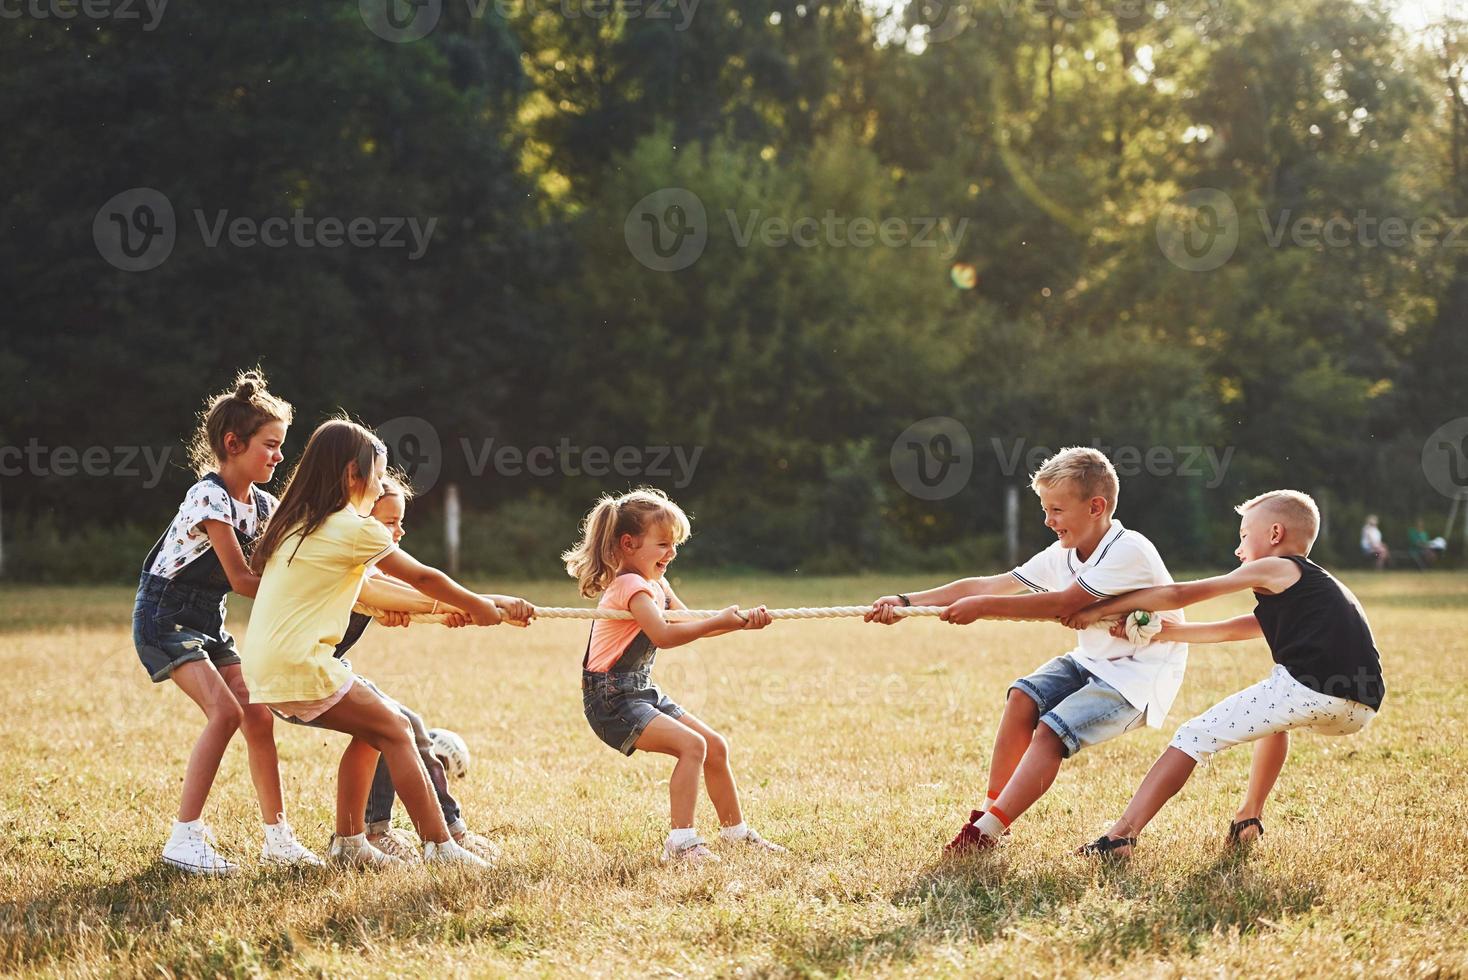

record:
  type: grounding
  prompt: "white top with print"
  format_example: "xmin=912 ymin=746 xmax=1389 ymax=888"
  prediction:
xmin=148 ymin=478 xmax=278 ymax=579
xmin=1010 ymin=519 xmax=1189 ymax=729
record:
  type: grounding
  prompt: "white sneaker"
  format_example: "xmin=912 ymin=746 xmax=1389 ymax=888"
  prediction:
xmin=260 ymin=817 xmax=325 ymax=867
xmin=724 ymin=827 xmax=787 ymax=854
xmin=661 ymin=836 xmax=721 ymax=865
xmin=422 ymin=837 xmax=491 ymax=868
xmin=368 ymin=828 xmax=424 ymax=864
xmin=162 ymin=821 xmax=238 ymax=876
xmin=327 ymin=833 xmax=402 ymax=867
xmin=453 ymin=829 xmax=501 ymax=864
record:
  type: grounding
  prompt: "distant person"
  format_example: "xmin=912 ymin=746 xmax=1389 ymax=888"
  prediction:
xmin=1407 ymin=522 xmax=1435 ymax=570
xmin=1360 ymin=515 xmax=1390 ymax=570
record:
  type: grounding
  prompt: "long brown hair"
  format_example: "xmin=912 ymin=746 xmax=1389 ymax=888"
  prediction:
xmin=561 ymin=487 xmax=691 ymax=598
xmin=250 ymin=417 xmax=385 ymax=572
xmin=188 ymin=367 xmax=294 ymax=476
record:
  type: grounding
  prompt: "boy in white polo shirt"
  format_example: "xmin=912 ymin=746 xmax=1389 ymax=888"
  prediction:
xmin=866 ymin=446 xmax=1188 ymax=853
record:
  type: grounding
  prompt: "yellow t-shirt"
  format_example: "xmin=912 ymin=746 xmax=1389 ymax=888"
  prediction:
xmin=242 ymin=507 xmax=396 ymax=703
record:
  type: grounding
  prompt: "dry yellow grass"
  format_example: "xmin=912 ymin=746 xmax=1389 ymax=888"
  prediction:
xmin=1 ymin=572 xmax=1465 ymax=978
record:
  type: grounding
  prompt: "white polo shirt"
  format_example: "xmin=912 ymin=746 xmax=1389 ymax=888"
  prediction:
xmin=1011 ymin=519 xmax=1189 ymax=728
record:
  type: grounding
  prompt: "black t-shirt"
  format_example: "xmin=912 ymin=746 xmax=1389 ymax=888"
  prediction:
xmin=1252 ymin=556 xmax=1385 ymax=710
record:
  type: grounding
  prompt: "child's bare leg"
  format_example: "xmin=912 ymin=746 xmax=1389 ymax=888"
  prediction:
xmin=632 ymin=715 xmax=707 ymax=829
xmin=334 ymin=737 xmax=381 ymax=837
xmin=1234 ymin=732 xmax=1288 ymax=840
xmin=317 ymin=685 xmax=449 ymax=843
xmin=1106 ymin=747 xmax=1198 ymax=840
xmin=674 ymin=713 xmax=742 ymax=827
xmin=169 ymin=660 xmax=244 ymax=822
xmin=986 ymin=689 xmax=1041 ymax=802
xmin=990 ymin=722 xmax=1065 ymax=824
xmin=220 ymin=664 xmax=284 ymax=822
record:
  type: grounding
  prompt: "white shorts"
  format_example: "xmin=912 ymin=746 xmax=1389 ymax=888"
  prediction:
xmin=1171 ymin=664 xmax=1376 ymax=763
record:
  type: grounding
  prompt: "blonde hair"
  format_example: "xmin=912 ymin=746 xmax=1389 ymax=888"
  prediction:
xmin=377 ymin=468 xmax=414 ymax=503
xmin=1030 ymin=447 xmax=1119 ymax=515
xmin=1235 ymin=489 xmax=1320 ymax=551
xmin=562 ymin=487 xmax=692 ymax=598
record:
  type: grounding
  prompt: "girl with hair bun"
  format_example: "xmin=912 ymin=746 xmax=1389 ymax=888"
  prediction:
xmin=132 ymin=368 xmax=322 ymax=875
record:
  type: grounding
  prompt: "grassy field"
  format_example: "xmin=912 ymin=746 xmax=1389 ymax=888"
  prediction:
xmin=1 ymin=572 xmax=1465 ymax=977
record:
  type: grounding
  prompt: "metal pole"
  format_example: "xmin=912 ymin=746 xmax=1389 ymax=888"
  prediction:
xmin=445 ymin=483 xmax=461 ymax=577
xmin=1005 ymin=484 xmax=1019 ymax=568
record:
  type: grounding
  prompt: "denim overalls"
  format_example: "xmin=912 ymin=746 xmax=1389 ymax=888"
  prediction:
xmin=582 ymin=586 xmax=686 ymax=755
xmin=132 ymin=473 xmax=271 ymax=683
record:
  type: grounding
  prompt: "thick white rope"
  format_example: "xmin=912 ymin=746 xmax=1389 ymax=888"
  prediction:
xmin=356 ymin=604 xmax=950 ymax=625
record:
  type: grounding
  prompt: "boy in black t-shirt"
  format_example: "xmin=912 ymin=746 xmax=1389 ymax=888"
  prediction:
xmin=1061 ymin=490 xmax=1384 ymax=857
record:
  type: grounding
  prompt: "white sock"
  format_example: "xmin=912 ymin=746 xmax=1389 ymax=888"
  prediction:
xmin=666 ymin=827 xmax=699 ymax=849
xmin=975 ymin=811 xmax=1007 ymax=839
xmin=719 ymin=822 xmax=749 ymax=842
xmin=337 ymin=832 xmax=368 ymax=848
xmin=983 ymin=794 xmax=1000 ymax=812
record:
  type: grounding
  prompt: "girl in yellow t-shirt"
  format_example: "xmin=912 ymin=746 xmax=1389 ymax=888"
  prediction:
xmin=243 ymin=417 xmax=524 ymax=868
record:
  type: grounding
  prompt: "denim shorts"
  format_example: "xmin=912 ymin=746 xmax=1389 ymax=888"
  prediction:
xmin=1011 ymin=654 xmax=1144 ymax=758
xmin=132 ymin=573 xmax=239 ymax=683
xmin=583 ymin=669 xmax=685 ymax=755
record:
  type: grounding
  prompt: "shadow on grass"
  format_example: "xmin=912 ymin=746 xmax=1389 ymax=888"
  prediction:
xmin=775 ymin=847 xmax=1323 ymax=975
xmin=0 ymin=862 xmax=541 ymax=973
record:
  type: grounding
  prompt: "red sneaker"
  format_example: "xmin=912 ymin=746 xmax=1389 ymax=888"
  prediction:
xmin=944 ymin=810 xmax=1000 ymax=855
